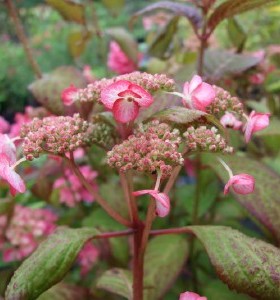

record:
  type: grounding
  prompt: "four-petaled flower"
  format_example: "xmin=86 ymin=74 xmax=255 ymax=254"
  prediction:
xmin=133 ymin=189 xmax=170 ymax=217
xmin=224 ymin=173 xmax=255 ymax=195
xmin=220 ymin=112 xmax=242 ymax=130
xmin=244 ymin=110 xmax=270 ymax=143
xmin=101 ymin=80 xmax=153 ymax=123
xmin=182 ymin=75 xmax=215 ymax=111
xmin=179 ymin=291 xmax=207 ymax=300
xmin=61 ymin=84 xmax=79 ymax=106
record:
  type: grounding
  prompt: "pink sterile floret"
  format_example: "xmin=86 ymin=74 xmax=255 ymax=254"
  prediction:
xmin=182 ymin=75 xmax=215 ymax=111
xmin=54 ymin=165 xmax=98 ymax=207
xmin=224 ymin=174 xmax=255 ymax=195
xmin=101 ymin=80 xmax=153 ymax=123
xmin=220 ymin=112 xmax=242 ymax=130
xmin=179 ymin=291 xmax=207 ymax=300
xmin=77 ymin=241 xmax=99 ymax=276
xmin=133 ymin=189 xmax=170 ymax=217
xmin=243 ymin=110 xmax=270 ymax=143
xmin=107 ymin=41 xmax=138 ymax=75
xmin=0 ymin=205 xmax=57 ymax=262
xmin=61 ymin=84 xmax=79 ymax=106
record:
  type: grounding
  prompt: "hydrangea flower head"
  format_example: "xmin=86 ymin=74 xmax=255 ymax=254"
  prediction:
xmin=101 ymin=80 xmax=153 ymax=123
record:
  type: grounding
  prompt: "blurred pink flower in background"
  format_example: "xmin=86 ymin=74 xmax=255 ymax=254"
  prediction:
xmin=249 ymin=73 xmax=265 ymax=85
xmin=107 ymin=41 xmax=138 ymax=75
xmin=77 ymin=241 xmax=99 ymax=276
xmin=83 ymin=65 xmax=96 ymax=83
xmin=0 ymin=116 xmax=10 ymax=134
xmin=179 ymin=291 xmax=207 ymax=300
xmin=0 ymin=205 xmax=57 ymax=262
xmin=54 ymin=165 xmax=98 ymax=207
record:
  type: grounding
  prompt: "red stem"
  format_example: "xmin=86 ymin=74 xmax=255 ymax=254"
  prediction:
xmin=65 ymin=153 xmax=132 ymax=228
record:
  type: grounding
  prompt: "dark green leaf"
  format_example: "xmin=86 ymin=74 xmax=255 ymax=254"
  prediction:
xmin=227 ymin=18 xmax=247 ymax=51
xmin=144 ymin=235 xmax=189 ymax=299
xmin=149 ymin=106 xmax=205 ymax=124
xmin=67 ymin=31 xmax=91 ymax=58
xmin=190 ymin=225 xmax=280 ymax=300
xmin=96 ymin=268 xmax=132 ymax=299
xmin=148 ymin=16 xmax=179 ymax=59
xmin=132 ymin=1 xmax=202 ymax=29
xmin=204 ymin=49 xmax=262 ymax=80
xmin=5 ymin=227 xmax=98 ymax=300
xmin=102 ymin=0 xmax=125 ymax=17
xmin=46 ymin=0 xmax=86 ymax=24
xmin=208 ymin=0 xmax=277 ymax=32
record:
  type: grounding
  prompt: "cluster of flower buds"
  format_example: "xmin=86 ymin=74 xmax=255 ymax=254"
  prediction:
xmin=89 ymin=121 xmax=115 ymax=149
xmin=0 ymin=205 xmax=57 ymax=262
xmin=183 ymin=126 xmax=233 ymax=154
xmin=62 ymin=72 xmax=175 ymax=105
xmin=77 ymin=241 xmax=99 ymax=276
xmin=54 ymin=165 xmax=98 ymax=207
xmin=107 ymin=121 xmax=184 ymax=178
xmin=206 ymin=85 xmax=244 ymax=118
xmin=20 ymin=114 xmax=91 ymax=160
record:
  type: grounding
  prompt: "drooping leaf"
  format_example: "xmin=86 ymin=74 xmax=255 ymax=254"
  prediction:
xmin=5 ymin=227 xmax=98 ymax=300
xmin=148 ymin=106 xmax=206 ymax=124
xmin=46 ymin=0 xmax=85 ymax=24
xmin=132 ymin=1 xmax=202 ymax=29
xmin=148 ymin=16 xmax=179 ymax=59
xmin=102 ymin=0 xmax=125 ymax=17
xmin=96 ymin=268 xmax=133 ymax=299
xmin=29 ymin=66 xmax=87 ymax=115
xmin=190 ymin=225 xmax=280 ymax=300
xmin=144 ymin=235 xmax=189 ymax=299
xmin=106 ymin=27 xmax=138 ymax=63
xmin=205 ymin=154 xmax=280 ymax=242
xmin=37 ymin=283 xmax=89 ymax=300
xmin=203 ymin=49 xmax=262 ymax=80
xmin=208 ymin=0 xmax=277 ymax=32
xmin=227 ymin=18 xmax=247 ymax=51
xmin=67 ymin=31 xmax=91 ymax=58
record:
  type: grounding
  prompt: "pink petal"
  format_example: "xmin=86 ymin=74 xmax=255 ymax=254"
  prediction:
xmin=189 ymin=75 xmax=203 ymax=94
xmin=129 ymin=83 xmax=153 ymax=107
xmin=179 ymin=291 xmax=207 ymax=300
xmin=100 ymin=80 xmax=130 ymax=109
xmin=220 ymin=113 xmax=242 ymax=130
xmin=132 ymin=189 xmax=155 ymax=197
xmin=251 ymin=112 xmax=270 ymax=132
xmin=112 ymin=98 xmax=139 ymax=123
xmin=0 ymin=134 xmax=17 ymax=164
xmin=192 ymin=82 xmax=215 ymax=111
xmin=61 ymin=84 xmax=79 ymax=106
xmin=224 ymin=174 xmax=255 ymax=195
xmin=183 ymin=82 xmax=190 ymax=96
xmin=153 ymin=192 xmax=170 ymax=217
xmin=3 ymin=165 xmax=26 ymax=195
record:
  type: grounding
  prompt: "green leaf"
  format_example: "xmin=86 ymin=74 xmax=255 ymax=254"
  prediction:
xmin=106 ymin=27 xmax=138 ymax=63
xmin=148 ymin=16 xmax=179 ymax=59
xmin=96 ymin=268 xmax=133 ymax=299
xmin=190 ymin=225 xmax=280 ymax=300
xmin=5 ymin=227 xmax=98 ymax=300
xmin=149 ymin=106 xmax=206 ymax=124
xmin=67 ymin=31 xmax=91 ymax=58
xmin=144 ymin=235 xmax=189 ymax=299
xmin=46 ymin=0 xmax=85 ymax=24
xmin=102 ymin=0 xmax=125 ymax=17
xmin=205 ymin=154 xmax=280 ymax=241
xmin=204 ymin=49 xmax=262 ymax=80
xmin=28 ymin=66 xmax=87 ymax=115
xmin=227 ymin=18 xmax=247 ymax=51
xmin=131 ymin=1 xmax=202 ymax=29
xmin=37 ymin=283 xmax=89 ymax=300
xmin=208 ymin=0 xmax=277 ymax=32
